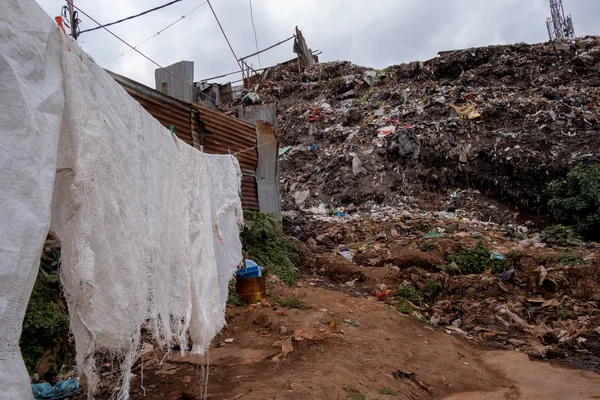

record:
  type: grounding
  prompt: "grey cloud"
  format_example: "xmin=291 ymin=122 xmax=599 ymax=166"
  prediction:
xmin=36 ymin=0 xmax=599 ymax=87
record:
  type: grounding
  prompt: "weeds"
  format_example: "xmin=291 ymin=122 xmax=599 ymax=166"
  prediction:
xmin=242 ymin=211 xmax=301 ymax=285
xmin=547 ymin=164 xmax=600 ymax=240
xmin=276 ymin=296 xmax=304 ymax=308
xmin=557 ymin=309 xmax=571 ymax=320
xmin=396 ymin=299 xmax=413 ymax=314
xmin=226 ymin=280 xmax=243 ymax=306
xmin=555 ymin=252 xmax=586 ymax=266
xmin=541 ymin=225 xmax=584 ymax=247
xmin=393 ymin=283 xmax=422 ymax=305
xmin=419 ymin=242 xmax=437 ymax=252
xmin=379 ymin=388 xmax=397 ymax=396
xmin=444 ymin=241 xmax=508 ymax=275
xmin=343 ymin=386 xmax=365 ymax=400
xmin=21 ymin=249 xmax=70 ymax=375
xmin=422 ymin=278 xmax=442 ymax=301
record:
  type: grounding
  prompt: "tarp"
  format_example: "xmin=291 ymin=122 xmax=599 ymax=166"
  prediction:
xmin=0 ymin=1 xmax=243 ymax=399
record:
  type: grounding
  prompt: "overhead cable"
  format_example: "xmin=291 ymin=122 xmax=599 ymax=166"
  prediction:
xmin=79 ymin=0 xmax=183 ymax=35
xmin=102 ymin=1 xmax=208 ymax=66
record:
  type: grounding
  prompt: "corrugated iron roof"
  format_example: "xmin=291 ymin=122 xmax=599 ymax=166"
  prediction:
xmin=107 ymin=70 xmax=260 ymax=209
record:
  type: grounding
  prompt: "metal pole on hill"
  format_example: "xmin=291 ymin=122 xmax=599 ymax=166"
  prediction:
xmin=66 ymin=0 xmax=78 ymax=40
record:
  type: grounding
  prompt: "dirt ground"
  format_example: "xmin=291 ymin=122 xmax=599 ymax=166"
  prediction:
xmin=113 ymin=280 xmax=599 ymax=400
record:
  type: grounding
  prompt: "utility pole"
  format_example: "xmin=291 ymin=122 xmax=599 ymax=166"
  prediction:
xmin=66 ymin=0 xmax=79 ymax=40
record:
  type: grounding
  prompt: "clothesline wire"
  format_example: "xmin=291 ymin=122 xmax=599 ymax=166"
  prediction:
xmin=102 ymin=1 xmax=208 ymax=67
xmin=70 ymin=2 xmax=223 ymax=107
xmin=79 ymin=0 xmax=183 ymax=34
xmin=69 ymin=4 xmax=283 ymax=158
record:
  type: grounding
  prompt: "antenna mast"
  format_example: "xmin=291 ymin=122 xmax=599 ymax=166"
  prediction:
xmin=546 ymin=0 xmax=575 ymax=40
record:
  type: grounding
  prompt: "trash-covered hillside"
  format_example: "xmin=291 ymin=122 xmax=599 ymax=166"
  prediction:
xmin=245 ymin=37 xmax=600 ymax=222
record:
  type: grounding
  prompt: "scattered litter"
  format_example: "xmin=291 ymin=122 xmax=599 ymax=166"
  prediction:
xmin=32 ymin=379 xmax=80 ymax=400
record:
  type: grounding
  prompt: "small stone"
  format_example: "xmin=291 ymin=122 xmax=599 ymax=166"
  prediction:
xmin=224 ymin=338 xmax=234 ymax=343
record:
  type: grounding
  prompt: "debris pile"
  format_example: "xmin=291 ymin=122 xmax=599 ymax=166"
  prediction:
xmin=245 ymin=37 xmax=600 ymax=217
xmin=285 ymin=208 xmax=600 ymax=372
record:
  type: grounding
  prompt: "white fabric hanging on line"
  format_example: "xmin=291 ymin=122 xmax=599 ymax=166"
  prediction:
xmin=0 ymin=1 xmax=244 ymax=398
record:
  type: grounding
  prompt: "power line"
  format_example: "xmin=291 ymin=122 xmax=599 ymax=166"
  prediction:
xmin=70 ymin=3 xmax=224 ymax=107
xmin=206 ymin=0 xmax=243 ymax=73
xmin=248 ymin=0 xmax=261 ymax=69
xmin=79 ymin=0 xmax=183 ymax=35
xmin=102 ymin=1 xmax=208 ymax=66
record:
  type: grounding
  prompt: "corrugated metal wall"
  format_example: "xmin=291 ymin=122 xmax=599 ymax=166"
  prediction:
xmin=108 ymin=70 xmax=260 ymax=210
xmin=238 ymin=104 xmax=281 ymax=220
xmin=154 ymin=61 xmax=194 ymax=103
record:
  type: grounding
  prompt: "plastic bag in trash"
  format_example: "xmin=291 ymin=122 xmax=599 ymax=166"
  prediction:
xmin=32 ymin=378 xmax=80 ymax=400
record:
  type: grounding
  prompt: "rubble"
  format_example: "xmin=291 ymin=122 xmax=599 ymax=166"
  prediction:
xmin=241 ymin=36 xmax=600 ymax=219
xmin=284 ymin=205 xmax=600 ymax=372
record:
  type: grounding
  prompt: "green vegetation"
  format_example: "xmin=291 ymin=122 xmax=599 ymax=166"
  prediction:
xmin=275 ymin=296 xmax=304 ymax=308
xmin=379 ymin=388 xmax=397 ymax=396
xmin=557 ymin=309 xmax=571 ymax=320
xmin=422 ymin=278 xmax=442 ymax=301
xmin=393 ymin=283 xmax=422 ymax=305
xmin=21 ymin=249 xmax=70 ymax=375
xmin=226 ymin=280 xmax=243 ymax=306
xmin=444 ymin=241 xmax=508 ymax=275
xmin=547 ymin=164 xmax=600 ymax=240
xmin=328 ymin=76 xmax=346 ymax=94
xmin=419 ymin=242 xmax=437 ymax=252
xmin=541 ymin=225 xmax=584 ymax=247
xmin=395 ymin=299 xmax=413 ymax=314
xmin=242 ymin=211 xmax=301 ymax=285
xmin=555 ymin=252 xmax=586 ymax=266
xmin=343 ymin=386 xmax=365 ymax=400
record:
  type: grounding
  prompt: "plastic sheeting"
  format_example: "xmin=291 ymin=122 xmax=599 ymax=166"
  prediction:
xmin=0 ymin=1 xmax=243 ymax=399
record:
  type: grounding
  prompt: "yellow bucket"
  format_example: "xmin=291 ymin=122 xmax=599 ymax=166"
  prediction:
xmin=235 ymin=275 xmax=266 ymax=303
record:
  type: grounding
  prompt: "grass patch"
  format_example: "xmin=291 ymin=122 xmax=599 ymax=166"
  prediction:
xmin=379 ymin=388 xmax=397 ymax=396
xmin=21 ymin=248 xmax=71 ymax=376
xmin=541 ymin=225 xmax=584 ymax=247
xmin=343 ymin=386 xmax=365 ymax=400
xmin=396 ymin=299 xmax=413 ymax=314
xmin=242 ymin=211 xmax=301 ymax=285
xmin=226 ymin=280 xmax=243 ymax=306
xmin=419 ymin=242 xmax=437 ymax=252
xmin=422 ymin=278 xmax=442 ymax=301
xmin=393 ymin=283 xmax=422 ymax=305
xmin=444 ymin=241 xmax=508 ymax=275
xmin=557 ymin=309 xmax=572 ymax=320
xmin=555 ymin=252 xmax=586 ymax=266
xmin=276 ymin=296 xmax=304 ymax=308
xmin=547 ymin=164 xmax=600 ymax=240
xmin=348 ymin=395 xmax=365 ymax=400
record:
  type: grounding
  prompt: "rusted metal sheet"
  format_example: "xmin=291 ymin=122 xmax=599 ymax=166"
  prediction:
xmin=109 ymin=71 xmax=195 ymax=147
xmin=193 ymin=103 xmax=258 ymax=175
xmin=239 ymin=104 xmax=281 ymax=220
xmin=108 ymin=70 xmax=261 ymax=210
xmin=241 ymin=176 xmax=259 ymax=211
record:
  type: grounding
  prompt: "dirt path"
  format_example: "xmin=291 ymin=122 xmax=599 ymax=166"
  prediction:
xmin=121 ymin=281 xmax=599 ymax=400
xmin=446 ymin=351 xmax=600 ymax=400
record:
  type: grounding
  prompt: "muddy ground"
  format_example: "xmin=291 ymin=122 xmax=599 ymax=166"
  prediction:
xmin=89 ymin=208 xmax=600 ymax=399
xmin=98 ymin=276 xmax=599 ymax=400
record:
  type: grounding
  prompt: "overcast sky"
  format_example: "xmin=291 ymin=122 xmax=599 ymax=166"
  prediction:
xmin=36 ymin=0 xmax=600 ymax=88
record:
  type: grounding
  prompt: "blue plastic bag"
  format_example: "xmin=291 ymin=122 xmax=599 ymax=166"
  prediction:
xmin=32 ymin=378 xmax=80 ymax=400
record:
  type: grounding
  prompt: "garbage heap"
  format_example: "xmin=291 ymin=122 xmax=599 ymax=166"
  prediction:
xmin=243 ymin=37 xmax=600 ymax=219
xmin=282 ymin=208 xmax=600 ymax=372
